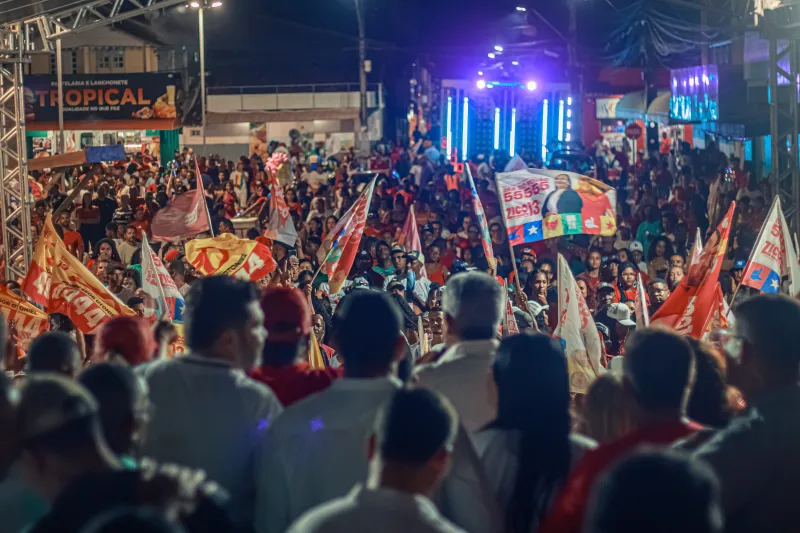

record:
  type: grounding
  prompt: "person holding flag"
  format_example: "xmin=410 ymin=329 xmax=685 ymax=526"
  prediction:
xmin=316 ymin=178 xmax=377 ymax=293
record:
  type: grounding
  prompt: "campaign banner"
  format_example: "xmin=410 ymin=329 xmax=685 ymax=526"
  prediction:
xmin=24 ymin=73 xmax=181 ymax=123
xmin=496 ymin=169 xmax=617 ymax=244
xmin=0 ymin=285 xmax=49 ymax=352
xmin=185 ymin=233 xmax=276 ymax=282
xmin=22 ymin=215 xmax=135 ymax=335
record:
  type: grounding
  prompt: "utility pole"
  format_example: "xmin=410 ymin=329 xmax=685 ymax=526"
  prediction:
xmin=354 ymin=0 xmax=368 ymax=152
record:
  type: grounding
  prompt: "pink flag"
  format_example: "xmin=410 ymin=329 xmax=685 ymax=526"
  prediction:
xmin=151 ymin=160 xmax=212 ymax=242
xmin=397 ymin=206 xmax=427 ymax=279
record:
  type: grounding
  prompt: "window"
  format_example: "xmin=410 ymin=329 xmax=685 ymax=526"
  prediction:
xmin=50 ymin=53 xmax=56 ymax=74
xmin=71 ymin=51 xmax=78 ymax=74
xmin=97 ymin=49 xmax=124 ymax=70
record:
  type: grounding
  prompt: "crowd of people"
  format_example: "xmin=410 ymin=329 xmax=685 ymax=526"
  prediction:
xmin=0 ymin=134 xmax=794 ymax=533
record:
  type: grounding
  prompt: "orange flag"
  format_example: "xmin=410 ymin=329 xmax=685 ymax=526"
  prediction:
xmin=22 ymin=214 xmax=135 ymax=334
xmin=651 ymin=203 xmax=735 ymax=338
xmin=185 ymin=233 xmax=276 ymax=281
xmin=0 ymin=285 xmax=49 ymax=352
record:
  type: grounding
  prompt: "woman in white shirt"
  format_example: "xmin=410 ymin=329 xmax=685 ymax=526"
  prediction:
xmin=473 ymin=333 xmax=597 ymax=533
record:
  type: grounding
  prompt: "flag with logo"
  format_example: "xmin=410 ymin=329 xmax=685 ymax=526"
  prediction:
xmin=141 ymin=234 xmax=185 ymax=321
xmin=504 ymin=295 xmax=520 ymax=336
xmin=265 ymin=172 xmax=297 ymax=246
xmin=741 ymin=197 xmax=799 ymax=294
xmin=151 ymin=159 xmax=212 ymax=242
xmin=185 ymin=233 xmax=276 ymax=282
xmin=497 ymin=168 xmax=616 ymax=245
xmin=465 ymin=166 xmax=496 ymax=270
xmin=553 ymin=254 xmax=604 ymax=393
xmin=0 ymin=284 xmax=49 ymax=352
xmin=317 ymin=178 xmax=377 ymax=293
xmin=651 ymin=203 xmax=735 ymax=338
xmin=22 ymin=214 xmax=135 ymax=334
xmin=634 ymin=273 xmax=649 ymax=328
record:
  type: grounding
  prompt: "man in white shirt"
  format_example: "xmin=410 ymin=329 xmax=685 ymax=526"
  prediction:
xmin=137 ymin=277 xmax=282 ymax=528
xmin=254 ymin=290 xmax=499 ymax=533
xmin=415 ymin=272 xmax=503 ymax=432
xmin=301 ymin=165 xmax=328 ymax=192
xmin=287 ymin=388 xmax=466 ymax=533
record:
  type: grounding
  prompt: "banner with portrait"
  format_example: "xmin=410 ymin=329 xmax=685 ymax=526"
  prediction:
xmin=496 ymin=169 xmax=617 ymax=244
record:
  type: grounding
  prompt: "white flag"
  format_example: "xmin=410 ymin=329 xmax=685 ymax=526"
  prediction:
xmin=142 ymin=234 xmax=185 ymax=321
xmin=635 ymin=273 xmax=650 ymax=328
xmin=740 ymin=197 xmax=799 ymax=295
xmin=553 ymin=254 xmax=605 ymax=393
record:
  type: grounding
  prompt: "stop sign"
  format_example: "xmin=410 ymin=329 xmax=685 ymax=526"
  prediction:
xmin=625 ymin=123 xmax=643 ymax=140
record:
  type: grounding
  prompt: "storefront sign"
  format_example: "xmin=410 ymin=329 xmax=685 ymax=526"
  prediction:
xmin=24 ymin=73 xmax=182 ymax=123
xmin=596 ymin=97 xmax=621 ymax=119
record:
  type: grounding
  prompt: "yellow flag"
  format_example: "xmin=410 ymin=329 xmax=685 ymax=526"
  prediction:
xmin=308 ymin=333 xmax=326 ymax=370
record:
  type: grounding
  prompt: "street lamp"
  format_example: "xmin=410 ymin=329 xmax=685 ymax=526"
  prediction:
xmin=187 ymin=0 xmax=222 ymax=154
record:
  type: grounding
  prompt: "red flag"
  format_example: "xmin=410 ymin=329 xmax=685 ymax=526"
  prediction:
xmin=317 ymin=178 xmax=377 ymax=293
xmin=651 ymin=203 xmax=735 ymax=338
xmin=504 ymin=295 xmax=520 ymax=335
xmin=151 ymin=160 xmax=211 ymax=242
xmin=22 ymin=215 xmax=135 ymax=334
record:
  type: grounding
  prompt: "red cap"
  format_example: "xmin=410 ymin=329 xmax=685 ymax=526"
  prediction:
xmin=164 ymin=249 xmax=180 ymax=263
xmin=260 ymin=287 xmax=312 ymax=342
xmin=94 ymin=316 xmax=157 ymax=366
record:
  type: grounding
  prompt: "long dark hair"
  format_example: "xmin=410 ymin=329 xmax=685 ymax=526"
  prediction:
xmin=487 ymin=333 xmax=572 ymax=533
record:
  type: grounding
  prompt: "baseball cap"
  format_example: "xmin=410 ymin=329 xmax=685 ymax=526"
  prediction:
xmin=356 ymin=250 xmax=372 ymax=262
xmin=390 ymin=245 xmax=407 ymax=256
xmin=629 ymin=241 xmax=644 ymax=253
xmin=260 ymin=287 xmax=312 ymax=342
xmin=15 ymin=374 xmax=99 ymax=443
xmin=607 ymin=303 xmax=636 ymax=327
xmin=407 ymin=250 xmax=425 ymax=264
xmin=387 ymin=279 xmax=405 ymax=292
xmin=521 ymin=247 xmax=535 ymax=257
xmin=733 ymin=259 xmax=746 ymax=270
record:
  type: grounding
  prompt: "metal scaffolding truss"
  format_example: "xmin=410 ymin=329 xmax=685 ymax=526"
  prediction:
xmin=0 ymin=0 xmax=185 ymax=279
xmin=768 ymin=37 xmax=800 ymax=235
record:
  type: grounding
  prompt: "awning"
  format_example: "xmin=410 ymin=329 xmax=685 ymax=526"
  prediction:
xmin=614 ymin=90 xmax=670 ymax=123
xmin=647 ymin=92 xmax=671 ymax=124
xmin=207 ymin=108 xmax=359 ymax=125
xmin=27 ymin=145 xmax=126 ymax=171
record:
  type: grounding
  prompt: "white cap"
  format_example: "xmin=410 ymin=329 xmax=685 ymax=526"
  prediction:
xmin=607 ymin=303 xmax=636 ymax=327
xmin=629 ymin=241 xmax=644 ymax=253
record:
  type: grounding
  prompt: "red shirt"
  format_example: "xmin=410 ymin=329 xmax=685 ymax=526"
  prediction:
xmin=540 ymin=419 xmax=702 ymax=533
xmin=249 ymin=362 xmax=340 ymax=407
xmin=63 ymin=230 xmax=84 ymax=258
